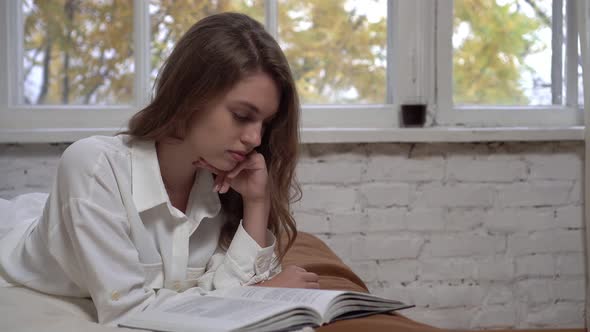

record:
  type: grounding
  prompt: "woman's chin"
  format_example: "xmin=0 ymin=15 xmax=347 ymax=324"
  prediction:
xmin=209 ymin=158 xmax=237 ymax=172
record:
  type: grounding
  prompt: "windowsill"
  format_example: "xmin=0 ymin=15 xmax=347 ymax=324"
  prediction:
xmin=0 ymin=126 xmax=584 ymax=144
xmin=300 ymin=126 xmax=585 ymax=143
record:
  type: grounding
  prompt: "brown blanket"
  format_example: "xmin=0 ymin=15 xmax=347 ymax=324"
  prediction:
xmin=282 ymin=232 xmax=443 ymax=331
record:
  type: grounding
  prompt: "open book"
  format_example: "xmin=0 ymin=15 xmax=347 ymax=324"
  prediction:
xmin=119 ymin=286 xmax=413 ymax=332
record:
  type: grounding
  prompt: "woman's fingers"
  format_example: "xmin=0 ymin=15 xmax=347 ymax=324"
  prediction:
xmin=290 ymin=266 xmax=306 ymax=273
xmin=226 ymin=159 xmax=255 ymax=179
xmin=302 ymin=272 xmax=319 ymax=282
xmin=219 ymin=179 xmax=231 ymax=194
xmin=218 ymin=156 xmax=262 ymax=194
xmin=192 ymin=158 xmax=231 ymax=193
xmin=213 ymin=173 xmax=226 ymax=193
xmin=306 ymin=282 xmax=320 ymax=289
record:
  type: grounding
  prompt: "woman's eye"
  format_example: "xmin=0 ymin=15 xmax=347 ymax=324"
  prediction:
xmin=232 ymin=112 xmax=250 ymax=122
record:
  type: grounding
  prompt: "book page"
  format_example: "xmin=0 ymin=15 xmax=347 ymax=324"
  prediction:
xmin=216 ymin=286 xmax=346 ymax=316
xmin=120 ymin=294 xmax=304 ymax=332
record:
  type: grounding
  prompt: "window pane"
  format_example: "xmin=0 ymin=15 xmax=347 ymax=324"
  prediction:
xmin=22 ymin=0 xmax=134 ymax=105
xmin=453 ymin=0 xmax=560 ymax=106
xmin=278 ymin=0 xmax=387 ymax=104
xmin=150 ymin=0 xmax=264 ymax=89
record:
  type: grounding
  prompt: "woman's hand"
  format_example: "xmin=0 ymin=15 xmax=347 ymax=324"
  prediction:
xmin=194 ymin=153 xmax=271 ymax=247
xmin=254 ymin=265 xmax=320 ymax=289
xmin=193 ymin=152 xmax=269 ymax=203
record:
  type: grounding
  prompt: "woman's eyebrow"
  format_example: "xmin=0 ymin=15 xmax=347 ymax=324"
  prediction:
xmin=234 ymin=101 xmax=260 ymax=114
xmin=234 ymin=100 xmax=276 ymax=122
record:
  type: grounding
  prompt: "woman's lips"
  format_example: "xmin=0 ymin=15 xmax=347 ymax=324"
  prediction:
xmin=228 ymin=150 xmax=246 ymax=162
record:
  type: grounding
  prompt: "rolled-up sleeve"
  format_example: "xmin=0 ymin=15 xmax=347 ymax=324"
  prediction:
xmin=208 ymin=221 xmax=279 ymax=289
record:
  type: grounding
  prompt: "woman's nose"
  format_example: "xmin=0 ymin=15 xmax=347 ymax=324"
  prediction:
xmin=241 ymin=123 xmax=262 ymax=147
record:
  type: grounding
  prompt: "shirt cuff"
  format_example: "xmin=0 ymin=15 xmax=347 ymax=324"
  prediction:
xmin=225 ymin=221 xmax=276 ymax=278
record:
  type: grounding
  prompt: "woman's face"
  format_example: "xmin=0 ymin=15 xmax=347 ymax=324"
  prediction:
xmin=184 ymin=72 xmax=280 ymax=171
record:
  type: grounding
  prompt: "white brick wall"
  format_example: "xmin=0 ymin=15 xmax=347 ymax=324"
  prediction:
xmin=0 ymin=141 xmax=585 ymax=329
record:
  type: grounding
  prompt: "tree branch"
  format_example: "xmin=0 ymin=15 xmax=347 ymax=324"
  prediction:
xmin=523 ymin=0 xmax=551 ymax=26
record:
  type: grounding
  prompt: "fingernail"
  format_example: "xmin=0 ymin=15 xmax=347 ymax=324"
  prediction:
xmin=213 ymin=184 xmax=220 ymax=192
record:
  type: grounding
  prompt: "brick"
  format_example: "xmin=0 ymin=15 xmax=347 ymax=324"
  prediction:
xmin=554 ymin=206 xmax=583 ymax=229
xmin=411 ymin=284 xmax=485 ymax=308
xmin=351 ymin=234 xmax=424 ymax=260
xmin=359 ymin=183 xmax=411 ymax=207
xmin=556 ymin=254 xmax=585 ymax=276
xmin=296 ymin=161 xmax=363 ymax=184
xmin=347 ymin=261 xmax=378 ymax=283
xmin=526 ymin=302 xmax=584 ymax=327
xmin=366 ymin=208 xmax=406 ymax=232
xmin=496 ymin=182 xmax=571 ymax=207
xmin=445 ymin=208 xmax=485 ymax=231
xmin=401 ymin=307 xmax=478 ymax=330
xmin=507 ymin=230 xmax=583 ymax=255
xmin=485 ymin=286 xmax=514 ymax=305
xmin=322 ymin=234 xmax=357 ymax=260
xmin=471 ymin=305 xmax=518 ymax=328
xmin=419 ymin=258 xmax=474 ymax=281
xmin=425 ymin=234 xmax=504 ymax=258
xmin=516 ymin=279 xmax=553 ymax=304
xmin=377 ymin=260 xmax=419 ymax=283
xmin=552 ymin=279 xmax=585 ymax=302
xmin=294 ymin=185 xmax=358 ymax=212
xmin=326 ymin=212 xmax=368 ymax=234
xmin=414 ymin=183 xmax=495 ymax=208
xmin=474 ymin=257 xmax=514 ymax=281
xmin=304 ymin=143 xmax=367 ymax=162
xmin=527 ymin=153 xmax=582 ymax=180
xmin=483 ymin=208 xmax=555 ymax=233
xmin=365 ymin=155 xmax=445 ymax=182
xmin=405 ymin=208 xmax=445 ymax=231
xmin=568 ymin=181 xmax=582 ymax=204
xmin=292 ymin=212 xmax=330 ymax=234
xmin=447 ymin=158 xmax=526 ymax=182
xmin=515 ymin=254 xmax=555 ymax=278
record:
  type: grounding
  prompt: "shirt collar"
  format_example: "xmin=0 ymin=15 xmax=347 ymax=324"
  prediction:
xmin=130 ymin=139 xmax=221 ymax=219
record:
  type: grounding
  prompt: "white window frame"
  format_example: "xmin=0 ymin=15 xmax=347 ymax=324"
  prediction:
xmin=0 ymin=0 xmax=584 ymax=143
xmin=0 ymin=0 xmax=435 ymax=142
xmin=435 ymin=0 xmax=583 ymax=127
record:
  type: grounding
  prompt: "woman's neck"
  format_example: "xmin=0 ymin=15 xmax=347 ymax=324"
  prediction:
xmin=155 ymin=139 xmax=197 ymax=195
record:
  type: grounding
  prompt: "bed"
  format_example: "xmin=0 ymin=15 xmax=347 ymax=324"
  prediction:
xmin=0 ymin=231 xmax=584 ymax=332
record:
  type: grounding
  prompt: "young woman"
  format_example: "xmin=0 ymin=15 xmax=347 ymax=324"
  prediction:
xmin=0 ymin=12 xmax=319 ymax=326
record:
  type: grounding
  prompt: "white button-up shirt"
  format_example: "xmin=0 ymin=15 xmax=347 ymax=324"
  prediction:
xmin=0 ymin=135 xmax=280 ymax=326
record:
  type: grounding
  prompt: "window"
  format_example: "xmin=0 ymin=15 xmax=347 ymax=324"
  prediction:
xmin=436 ymin=0 xmax=584 ymax=127
xmin=0 ymin=0 xmax=586 ymax=143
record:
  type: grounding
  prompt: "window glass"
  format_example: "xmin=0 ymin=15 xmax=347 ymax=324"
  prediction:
xmin=453 ymin=0 xmax=559 ymax=106
xmin=278 ymin=0 xmax=387 ymax=104
xmin=22 ymin=0 xmax=134 ymax=105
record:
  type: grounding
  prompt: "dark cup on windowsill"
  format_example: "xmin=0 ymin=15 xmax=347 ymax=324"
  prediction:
xmin=400 ymin=103 xmax=427 ymax=127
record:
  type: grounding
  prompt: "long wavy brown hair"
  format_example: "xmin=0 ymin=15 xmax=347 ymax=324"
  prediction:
xmin=122 ymin=12 xmax=301 ymax=261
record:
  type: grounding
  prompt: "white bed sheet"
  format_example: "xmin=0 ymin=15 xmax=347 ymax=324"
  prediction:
xmin=0 ymin=286 xmax=142 ymax=332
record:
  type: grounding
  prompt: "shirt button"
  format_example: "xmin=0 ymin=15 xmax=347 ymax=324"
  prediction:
xmin=110 ymin=291 xmax=121 ymax=301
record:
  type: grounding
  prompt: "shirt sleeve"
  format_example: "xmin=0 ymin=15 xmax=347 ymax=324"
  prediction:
xmin=197 ymin=222 xmax=281 ymax=290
